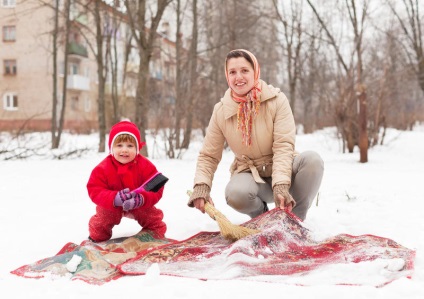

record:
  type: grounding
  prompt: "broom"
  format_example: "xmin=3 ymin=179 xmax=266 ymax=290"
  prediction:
xmin=187 ymin=190 xmax=260 ymax=242
xmin=133 ymin=172 xmax=169 ymax=193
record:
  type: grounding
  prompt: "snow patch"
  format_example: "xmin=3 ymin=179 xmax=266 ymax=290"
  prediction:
xmin=66 ymin=254 xmax=82 ymax=273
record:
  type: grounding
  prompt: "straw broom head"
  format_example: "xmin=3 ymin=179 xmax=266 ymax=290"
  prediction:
xmin=187 ymin=190 xmax=260 ymax=242
xmin=204 ymin=202 xmax=260 ymax=242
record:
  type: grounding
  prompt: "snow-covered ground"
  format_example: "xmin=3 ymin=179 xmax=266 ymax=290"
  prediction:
xmin=1 ymin=126 xmax=423 ymax=298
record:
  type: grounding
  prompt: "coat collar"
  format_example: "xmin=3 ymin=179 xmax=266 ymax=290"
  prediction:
xmin=222 ymin=80 xmax=280 ymax=119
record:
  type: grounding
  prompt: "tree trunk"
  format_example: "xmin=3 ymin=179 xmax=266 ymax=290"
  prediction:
xmin=51 ymin=0 xmax=59 ymax=149
xmin=350 ymin=0 xmax=368 ymax=163
xmin=95 ymin=0 xmax=106 ymax=152
xmin=53 ymin=0 xmax=71 ymax=149
xmin=388 ymin=1 xmax=424 ymax=96
xmin=358 ymin=84 xmax=368 ymax=162
xmin=181 ymin=0 xmax=198 ymax=149
xmin=110 ymin=9 xmax=120 ymax=124
xmin=125 ymin=0 xmax=170 ymax=157
xmin=173 ymin=0 xmax=183 ymax=155
xmin=135 ymin=53 xmax=149 ymax=157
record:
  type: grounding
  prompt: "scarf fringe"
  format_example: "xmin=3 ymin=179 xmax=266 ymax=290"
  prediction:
xmin=234 ymin=85 xmax=261 ymax=146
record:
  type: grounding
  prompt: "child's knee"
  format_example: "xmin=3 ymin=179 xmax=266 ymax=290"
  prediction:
xmin=149 ymin=222 xmax=167 ymax=239
xmin=133 ymin=207 xmax=167 ymax=238
xmin=88 ymin=207 xmax=122 ymax=242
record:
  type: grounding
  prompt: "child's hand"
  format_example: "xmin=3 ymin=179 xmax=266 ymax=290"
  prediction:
xmin=123 ymin=193 xmax=144 ymax=211
xmin=113 ymin=188 xmax=132 ymax=207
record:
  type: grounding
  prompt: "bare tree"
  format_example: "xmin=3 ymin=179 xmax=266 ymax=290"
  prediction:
xmin=299 ymin=27 xmax=327 ymax=133
xmin=197 ymin=1 xmax=228 ymax=134
xmin=306 ymin=0 xmax=369 ymax=162
xmin=62 ymin=0 xmax=128 ymax=152
xmin=124 ymin=0 xmax=172 ymax=157
xmin=94 ymin=0 xmax=107 ymax=152
xmin=180 ymin=0 xmax=198 ymax=149
xmin=386 ymin=0 xmax=424 ymax=95
xmin=51 ymin=0 xmax=60 ymax=148
xmin=174 ymin=0 xmax=183 ymax=149
xmin=168 ymin=0 xmax=185 ymax=158
xmin=107 ymin=5 xmax=121 ymax=125
xmin=273 ymin=0 xmax=305 ymax=111
xmin=347 ymin=0 xmax=369 ymax=163
xmin=372 ymin=30 xmax=421 ymax=131
xmin=194 ymin=0 xmax=277 ymax=136
xmin=52 ymin=0 xmax=71 ymax=149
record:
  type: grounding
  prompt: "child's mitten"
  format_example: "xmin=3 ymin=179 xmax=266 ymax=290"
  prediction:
xmin=114 ymin=188 xmax=132 ymax=207
xmin=122 ymin=193 xmax=144 ymax=211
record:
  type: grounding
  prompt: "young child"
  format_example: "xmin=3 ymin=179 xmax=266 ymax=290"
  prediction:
xmin=86 ymin=120 xmax=167 ymax=242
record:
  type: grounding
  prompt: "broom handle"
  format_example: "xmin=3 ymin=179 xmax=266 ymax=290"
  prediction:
xmin=187 ymin=190 xmax=220 ymax=221
xmin=204 ymin=202 xmax=218 ymax=220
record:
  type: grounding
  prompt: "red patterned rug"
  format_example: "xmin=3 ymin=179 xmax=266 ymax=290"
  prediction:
xmin=119 ymin=209 xmax=415 ymax=286
xmin=11 ymin=231 xmax=174 ymax=285
xmin=11 ymin=209 xmax=415 ymax=286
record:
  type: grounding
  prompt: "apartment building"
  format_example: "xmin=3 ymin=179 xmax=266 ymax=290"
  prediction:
xmin=0 ymin=0 xmax=101 ymax=132
xmin=0 ymin=0 xmax=178 ymax=133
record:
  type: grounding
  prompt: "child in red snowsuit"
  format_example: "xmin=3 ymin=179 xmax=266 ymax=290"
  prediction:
xmin=87 ymin=121 xmax=167 ymax=242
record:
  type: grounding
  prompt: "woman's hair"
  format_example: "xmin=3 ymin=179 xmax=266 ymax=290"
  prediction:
xmin=226 ymin=50 xmax=255 ymax=69
xmin=113 ymin=134 xmax=136 ymax=146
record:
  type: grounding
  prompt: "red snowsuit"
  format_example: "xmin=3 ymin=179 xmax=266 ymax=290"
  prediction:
xmin=87 ymin=154 xmax=166 ymax=242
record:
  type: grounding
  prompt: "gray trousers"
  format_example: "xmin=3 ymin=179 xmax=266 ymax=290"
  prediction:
xmin=225 ymin=151 xmax=324 ymax=220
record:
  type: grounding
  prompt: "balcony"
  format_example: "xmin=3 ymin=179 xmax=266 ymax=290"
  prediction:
xmin=72 ymin=13 xmax=88 ymax=25
xmin=105 ymin=83 xmax=120 ymax=95
xmin=67 ymin=75 xmax=90 ymax=91
xmin=105 ymin=83 xmax=136 ymax=97
xmin=68 ymin=42 xmax=88 ymax=58
xmin=126 ymin=62 xmax=139 ymax=74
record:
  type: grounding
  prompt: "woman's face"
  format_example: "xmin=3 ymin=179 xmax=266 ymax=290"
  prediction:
xmin=226 ymin=57 xmax=255 ymax=97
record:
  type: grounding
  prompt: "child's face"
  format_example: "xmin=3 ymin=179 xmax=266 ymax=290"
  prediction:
xmin=112 ymin=140 xmax=137 ymax=164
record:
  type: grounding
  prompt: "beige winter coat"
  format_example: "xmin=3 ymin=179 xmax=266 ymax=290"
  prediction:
xmin=193 ymin=80 xmax=296 ymax=189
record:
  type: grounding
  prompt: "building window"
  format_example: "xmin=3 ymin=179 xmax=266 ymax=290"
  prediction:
xmin=3 ymin=93 xmax=18 ymax=110
xmin=2 ymin=25 xmax=16 ymax=41
xmin=1 ymin=0 xmax=16 ymax=8
xmin=84 ymin=66 xmax=90 ymax=77
xmin=3 ymin=60 xmax=17 ymax=75
xmin=71 ymin=96 xmax=79 ymax=111
xmin=69 ymin=62 xmax=79 ymax=75
xmin=84 ymin=95 xmax=91 ymax=112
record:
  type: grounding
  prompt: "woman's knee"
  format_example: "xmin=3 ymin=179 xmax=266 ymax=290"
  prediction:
xmin=226 ymin=187 xmax=254 ymax=210
xmin=297 ymin=151 xmax=324 ymax=174
xmin=225 ymin=174 xmax=258 ymax=210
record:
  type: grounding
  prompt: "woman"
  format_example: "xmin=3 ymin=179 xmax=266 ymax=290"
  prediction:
xmin=188 ymin=49 xmax=324 ymax=221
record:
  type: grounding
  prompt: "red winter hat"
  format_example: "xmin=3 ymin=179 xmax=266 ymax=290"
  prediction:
xmin=108 ymin=120 xmax=144 ymax=153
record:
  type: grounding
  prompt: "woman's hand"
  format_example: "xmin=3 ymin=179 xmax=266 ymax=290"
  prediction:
xmin=273 ymin=184 xmax=296 ymax=212
xmin=275 ymin=194 xmax=294 ymax=212
xmin=193 ymin=197 xmax=206 ymax=213
xmin=193 ymin=196 xmax=215 ymax=213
